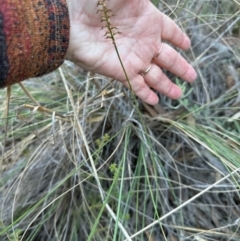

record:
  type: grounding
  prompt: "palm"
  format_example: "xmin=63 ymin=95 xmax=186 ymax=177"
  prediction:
xmin=66 ymin=0 xmax=196 ymax=104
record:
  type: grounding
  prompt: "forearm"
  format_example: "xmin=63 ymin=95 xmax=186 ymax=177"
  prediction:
xmin=0 ymin=0 xmax=70 ymax=88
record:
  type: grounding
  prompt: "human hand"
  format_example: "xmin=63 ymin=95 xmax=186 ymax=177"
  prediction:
xmin=66 ymin=0 xmax=197 ymax=105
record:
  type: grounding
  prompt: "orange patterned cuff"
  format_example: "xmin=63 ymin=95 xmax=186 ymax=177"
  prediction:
xmin=0 ymin=0 xmax=70 ymax=87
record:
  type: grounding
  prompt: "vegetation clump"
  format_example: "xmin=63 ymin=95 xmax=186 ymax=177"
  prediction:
xmin=1 ymin=0 xmax=240 ymax=240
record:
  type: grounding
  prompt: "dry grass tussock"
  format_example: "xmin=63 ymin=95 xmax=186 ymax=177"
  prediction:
xmin=1 ymin=0 xmax=240 ymax=240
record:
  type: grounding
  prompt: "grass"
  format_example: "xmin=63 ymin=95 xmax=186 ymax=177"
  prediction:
xmin=1 ymin=0 xmax=240 ymax=240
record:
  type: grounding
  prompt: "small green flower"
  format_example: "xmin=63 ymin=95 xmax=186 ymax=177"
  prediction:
xmin=109 ymin=163 xmax=117 ymax=174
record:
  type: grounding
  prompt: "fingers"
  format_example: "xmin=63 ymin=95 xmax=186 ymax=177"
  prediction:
xmin=122 ymin=75 xmax=159 ymax=105
xmin=121 ymin=42 xmax=197 ymax=105
xmin=122 ymin=63 xmax=184 ymax=105
xmin=153 ymin=43 xmax=197 ymax=82
xmin=160 ymin=13 xmax=191 ymax=50
xmin=144 ymin=64 xmax=182 ymax=99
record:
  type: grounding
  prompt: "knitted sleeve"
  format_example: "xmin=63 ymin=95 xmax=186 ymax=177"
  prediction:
xmin=0 ymin=0 xmax=70 ymax=87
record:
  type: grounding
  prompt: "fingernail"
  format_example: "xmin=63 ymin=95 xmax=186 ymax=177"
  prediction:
xmin=183 ymin=34 xmax=191 ymax=50
xmin=188 ymin=67 xmax=197 ymax=82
